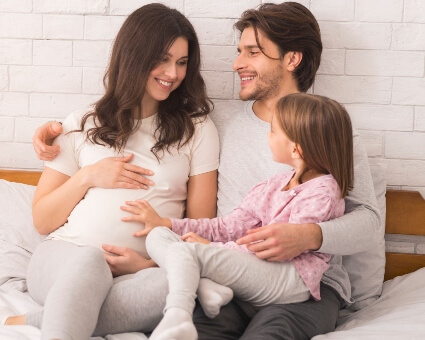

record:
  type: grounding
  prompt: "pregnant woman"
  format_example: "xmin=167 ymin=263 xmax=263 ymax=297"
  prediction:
xmin=5 ymin=4 xmax=219 ymax=339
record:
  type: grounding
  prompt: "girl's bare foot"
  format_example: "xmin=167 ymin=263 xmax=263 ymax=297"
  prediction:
xmin=5 ymin=315 xmax=26 ymax=325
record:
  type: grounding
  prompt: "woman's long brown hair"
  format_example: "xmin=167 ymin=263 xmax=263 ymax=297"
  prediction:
xmin=76 ymin=3 xmax=212 ymax=158
xmin=275 ymin=93 xmax=354 ymax=197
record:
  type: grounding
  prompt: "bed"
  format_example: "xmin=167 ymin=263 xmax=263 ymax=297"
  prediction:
xmin=1 ymin=169 xmax=424 ymax=339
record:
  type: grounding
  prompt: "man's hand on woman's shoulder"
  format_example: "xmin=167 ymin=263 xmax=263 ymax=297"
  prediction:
xmin=33 ymin=121 xmax=63 ymax=161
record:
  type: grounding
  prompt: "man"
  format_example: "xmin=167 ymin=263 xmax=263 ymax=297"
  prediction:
xmin=33 ymin=3 xmax=380 ymax=339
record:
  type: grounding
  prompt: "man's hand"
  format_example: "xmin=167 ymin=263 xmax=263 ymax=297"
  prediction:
xmin=121 ymin=200 xmax=171 ymax=237
xmin=236 ymin=222 xmax=322 ymax=262
xmin=33 ymin=121 xmax=63 ymax=161
xmin=182 ymin=232 xmax=210 ymax=244
xmin=102 ymin=244 xmax=156 ymax=277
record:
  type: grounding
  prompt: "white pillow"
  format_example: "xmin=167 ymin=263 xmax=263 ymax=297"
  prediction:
xmin=0 ymin=180 xmax=44 ymax=291
xmin=342 ymin=162 xmax=387 ymax=310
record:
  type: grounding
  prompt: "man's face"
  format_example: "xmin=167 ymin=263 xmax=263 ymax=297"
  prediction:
xmin=233 ymin=27 xmax=284 ymax=101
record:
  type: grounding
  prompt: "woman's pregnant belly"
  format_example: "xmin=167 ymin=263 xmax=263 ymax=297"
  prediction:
xmin=49 ymin=187 xmax=184 ymax=259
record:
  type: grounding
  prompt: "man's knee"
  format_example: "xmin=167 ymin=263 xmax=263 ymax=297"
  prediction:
xmin=242 ymin=285 xmax=341 ymax=340
xmin=194 ymin=299 xmax=250 ymax=340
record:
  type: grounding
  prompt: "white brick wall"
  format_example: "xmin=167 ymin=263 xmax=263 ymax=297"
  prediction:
xmin=0 ymin=2 xmax=424 ymax=251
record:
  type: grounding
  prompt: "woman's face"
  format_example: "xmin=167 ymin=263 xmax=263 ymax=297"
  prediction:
xmin=144 ymin=37 xmax=189 ymax=105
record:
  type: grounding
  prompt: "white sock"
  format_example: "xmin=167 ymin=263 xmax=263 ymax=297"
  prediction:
xmin=150 ymin=308 xmax=197 ymax=340
xmin=197 ymin=278 xmax=233 ymax=318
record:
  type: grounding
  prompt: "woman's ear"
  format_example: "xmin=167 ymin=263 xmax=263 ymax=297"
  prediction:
xmin=286 ymin=51 xmax=303 ymax=72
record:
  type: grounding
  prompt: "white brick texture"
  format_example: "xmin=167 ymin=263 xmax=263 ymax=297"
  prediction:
xmin=415 ymin=107 xmax=425 ymax=131
xmin=392 ymin=24 xmax=425 ymax=50
xmin=0 ymin=39 xmax=32 ymax=65
xmin=191 ymin=18 xmax=236 ymax=45
xmin=320 ymin=22 xmax=392 ymax=49
xmin=0 ymin=0 xmax=32 ymax=13
xmin=33 ymin=0 xmax=108 ymax=15
xmin=84 ymin=16 xmax=126 ymax=40
xmin=314 ymin=75 xmax=392 ymax=104
xmin=30 ymin=93 xmax=100 ymax=118
xmin=0 ymin=92 xmax=29 ymax=116
xmin=0 ymin=13 xmax=42 ymax=39
xmin=109 ymin=0 xmax=184 ymax=16
xmin=185 ymin=0 xmax=259 ymax=18
xmin=356 ymin=0 xmax=403 ymax=22
xmin=346 ymin=104 xmax=414 ymax=131
xmin=346 ymin=50 xmax=424 ymax=77
xmin=385 ymin=132 xmax=425 ymax=159
xmin=0 ymin=0 xmax=424 ymax=207
xmin=43 ymin=15 xmax=84 ymax=39
xmin=0 ymin=66 xmax=8 ymax=91
xmin=9 ymin=66 xmax=82 ymax=93
xmin=310 ymin=0 xmax=354 ymax=22
xmin=33 ymin=40 xmax=72 ymax=66
xmin=404 ymin=0 xmax=425 ymax=23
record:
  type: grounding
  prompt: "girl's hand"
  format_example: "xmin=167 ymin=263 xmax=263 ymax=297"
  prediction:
xmin=83 ymin=154 xmax=154 ymax=190
xmin=182 ymin=232 xmax=211 ymax=244
xmin=121 ymin=200 xmax=171 ymax=237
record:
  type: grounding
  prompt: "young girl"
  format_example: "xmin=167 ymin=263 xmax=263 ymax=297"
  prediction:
xmin=7 ymin=4 xmax=219 ymax=339
xmin=121 ymin=93 xmax=354 ymax=340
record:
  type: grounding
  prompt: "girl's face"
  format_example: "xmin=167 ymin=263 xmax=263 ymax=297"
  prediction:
xmin=144 ymin=36 xmax=189 ymax=105
xmin=268 ymin=114 xmax=297 ymax=166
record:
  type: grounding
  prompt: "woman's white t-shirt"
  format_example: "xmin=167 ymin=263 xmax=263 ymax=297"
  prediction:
xmin=46 ymin=108 xmax=219 ymax=258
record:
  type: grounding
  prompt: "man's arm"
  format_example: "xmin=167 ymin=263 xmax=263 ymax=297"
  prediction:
xmin=317 ymin=133 xmax=381 ymax=255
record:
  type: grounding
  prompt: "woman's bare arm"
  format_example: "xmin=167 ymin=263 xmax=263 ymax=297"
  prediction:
xmin=32 ymin=167 xmax=90 ymax=235
xmin=185 ymin=170 xmax=218 ymax=219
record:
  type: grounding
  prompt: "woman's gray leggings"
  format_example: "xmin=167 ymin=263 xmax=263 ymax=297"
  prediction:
xmin=26 ymin=240 xmax=168 ymax=339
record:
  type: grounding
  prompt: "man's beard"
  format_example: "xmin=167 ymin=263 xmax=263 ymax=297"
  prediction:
xmin=239 ymin=64 xmax=284 ymax=101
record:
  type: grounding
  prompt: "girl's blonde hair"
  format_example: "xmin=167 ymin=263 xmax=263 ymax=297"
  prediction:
xmin=275 ymin=93 xmax=354 ymax=197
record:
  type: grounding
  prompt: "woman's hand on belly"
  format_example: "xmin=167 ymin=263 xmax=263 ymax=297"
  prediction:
xmin=102 ymin=244 xmax=157 ymax=277
xmin=84 ymin=154 xmax=155 ymax=190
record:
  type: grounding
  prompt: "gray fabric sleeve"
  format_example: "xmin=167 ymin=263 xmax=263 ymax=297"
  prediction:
xmin=318 ymin=132 xmax=381 ymax=255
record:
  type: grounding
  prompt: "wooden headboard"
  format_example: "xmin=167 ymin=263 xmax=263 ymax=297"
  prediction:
xmin=1 ymin=170 xmax=424 ymax=281
xmin=0 ymin=169 xmax=42 ymax=186
xmin=384 ymin=190 xmax=425 ymax=281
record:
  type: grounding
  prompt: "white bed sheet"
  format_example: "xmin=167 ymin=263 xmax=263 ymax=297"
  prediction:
xmin=0 ymin=288 xmax=148 ymax=340
xmin=314 ymin=267 xmax=425 ymax=340
xmin=1 ymin=268 xmax=425 ymax=339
